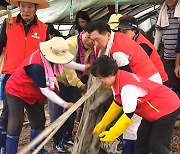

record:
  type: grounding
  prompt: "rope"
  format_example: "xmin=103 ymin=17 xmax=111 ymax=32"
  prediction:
xmin=18 ymin=82 xmax=101 ymax=154
xmin=70 ymin=0 xmax=73 ymax=20
xmin=115 ymin=0 xmax=119 ymax=14
xmin=7 ymin=4 xmax=13 ymax=28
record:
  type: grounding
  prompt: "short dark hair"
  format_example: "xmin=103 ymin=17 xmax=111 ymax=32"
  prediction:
xmin=83 ymin=22 xmax=92 ymax=33
xmin=87 ymin=20 xmax=111 ymax=34
xmin=46 ymin=23 xmax=64 ymax=38
xmin=91 ymin=55 xmax=118 ymax=77
xmin=118 ymin=15 xmax=138 ymax=31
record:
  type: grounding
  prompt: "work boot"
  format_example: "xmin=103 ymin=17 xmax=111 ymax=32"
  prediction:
xmin=0 ymin=128 xmax=6 ymax=154
xmin=30 ymin=129 xmax=48 ymax=154
xmin=55 ymin=140 xmax=70 ymax=153
xmin=6 ymin=135 xmax=19 ymax=154
xmin=66 ymin=137 xmax=74 ymax=145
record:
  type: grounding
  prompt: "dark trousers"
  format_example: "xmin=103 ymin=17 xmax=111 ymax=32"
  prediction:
xmin=163 ymin=59 xmax=180 ymax=94
xmin=6 ymin=92 xmax=45 ymax=136
xmin=48 ymin=82 xmax=79 ymax=145
xmin=0 ymin=74 xmax=11 ymax=130
xmin=136 ymin=108 xmax=179 ymax=154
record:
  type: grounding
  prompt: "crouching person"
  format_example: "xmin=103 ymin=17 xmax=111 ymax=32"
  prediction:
xmin=5 ymin=37 xmax=88 ymax=154
xmin=91 ymin=55 xmax=180 ymax=154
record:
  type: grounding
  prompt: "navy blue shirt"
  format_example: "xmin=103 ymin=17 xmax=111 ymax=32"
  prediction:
xmin=25 ymin=64 xmax=46 ymax=88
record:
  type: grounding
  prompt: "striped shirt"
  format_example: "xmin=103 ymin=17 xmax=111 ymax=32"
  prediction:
xmin=156 ymin=7 xmax=180 ymax=59
xmin=175 ymin=25 xmax=180 ymax=53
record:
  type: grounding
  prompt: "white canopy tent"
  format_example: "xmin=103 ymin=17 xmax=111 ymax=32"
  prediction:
xmin=0 ymin=0 xmax=162 ymax=25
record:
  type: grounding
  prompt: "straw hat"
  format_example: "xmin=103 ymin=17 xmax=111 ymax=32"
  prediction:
xmin=40 ymin=37 xmax=74 ymax=64
xmin=108 ymin=14 xmax=123 ymax=30
xmin=6 ymin=0 xmax=49 ymax=9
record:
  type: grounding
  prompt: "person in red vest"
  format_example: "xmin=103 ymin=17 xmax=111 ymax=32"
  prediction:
xmin=88 ymin=20 xmax=162 ymax=154
xmin=118 ymin=15 xmax=168 ymax=84
xmin=0 ymin=0 xmax=50 ymax=153
xmin=91 ymin=55 xmax=179 ymax=154
xmin=4 ymin=37 xmax=90 ymax=154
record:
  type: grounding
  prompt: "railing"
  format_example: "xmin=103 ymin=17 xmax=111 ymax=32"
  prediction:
xmin=18 ymin=81 xmax=101 ymax=154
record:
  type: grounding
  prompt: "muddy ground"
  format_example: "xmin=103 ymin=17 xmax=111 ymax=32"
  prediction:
xmin=18 ymin=105 xmax=180 ymax=154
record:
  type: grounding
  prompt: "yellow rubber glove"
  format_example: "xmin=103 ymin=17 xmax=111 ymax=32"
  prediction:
xmin=99 ymin=113 xmax=134 ymax=142
xmin=93 ymin=101 xmax=122 ymax=136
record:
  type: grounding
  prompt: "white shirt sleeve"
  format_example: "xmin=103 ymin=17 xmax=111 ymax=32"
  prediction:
xmin=64 ymin=61 xmax=85 ymax=71
xmin=154 ymin=29 xmax=163 ymax=50
xmin=121 ymin=85 xmax=147 ymax=113
xmin=112 ymin=52 xmax=130 ymax=67
xmin=40 ymin=87 xmax=67 ymax=108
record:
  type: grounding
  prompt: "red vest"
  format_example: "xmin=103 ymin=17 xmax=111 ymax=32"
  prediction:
xmin=113 ymin=70 xmax=180 ymax=122
xmin=3 ymin=16 xmax=47 ymax=74
xmin=110 ymin=33 xmax=157 ymax=78
xmin=5 ymin=50 xmax=45 ymax=105
xmin=136 ymin=33 xmax=168 ymax=82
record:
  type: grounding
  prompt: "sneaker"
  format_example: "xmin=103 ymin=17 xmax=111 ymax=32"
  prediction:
xmin=39 ymin=149 xmax=49 ymax=154
xmin=55 ymin=141 xmax=70 ymax=153
xmin=66 ymin=137 xmax=74 ymax=145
